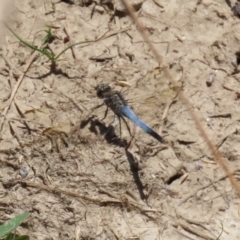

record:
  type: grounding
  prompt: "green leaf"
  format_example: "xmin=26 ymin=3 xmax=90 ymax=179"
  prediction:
xmin=5 ymin=232 xmax=14 ymax=240
xmin=5 ymin=24 xmax=54 ymax=61
xmin=216 ymin=222 xmax=223 ymax=240
xmin=13 ymin=235 xmax=29 ymax=240
xmin=42 ymin=27 xmax=54 ymax=45
xmin=0 ymin=212 xmax=30 ymax=238
xmin=5 ymin=23 xmax=89 ymax=63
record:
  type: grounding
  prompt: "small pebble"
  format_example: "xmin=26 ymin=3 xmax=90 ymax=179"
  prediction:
xmin=206 ymin=73 xmax=216 ymax=87
xmin=95 ymin=6 xmax=104 ymax=14
xmin=19 ymin=166 xmax=28 ymax=178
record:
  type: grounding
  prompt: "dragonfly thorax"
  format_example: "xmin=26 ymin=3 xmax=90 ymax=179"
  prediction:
xmin=96 ymin=84 xmax=128 ymax=113
xmin=105 ymin=92 xmax=127 ymax=110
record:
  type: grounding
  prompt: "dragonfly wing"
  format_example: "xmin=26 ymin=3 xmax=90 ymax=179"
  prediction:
xmin=120 ymin=106 xmax=164 ymax=143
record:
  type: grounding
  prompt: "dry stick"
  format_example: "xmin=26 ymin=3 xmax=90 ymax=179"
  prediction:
xmin=98 ymin=187 xmax=120 ymax=199
xmin=10 ymin=171 xmax=171 ymax=220
xmin=177 ymin=230 xmax=196 ymax=240
xmin=7 ymin=179 xmax=120 ymax=205
xmin=177 ymin=220 xmax=216 ymax=240
xmin=5 ymin=179 xmax=161 ymax=216
xmin=79 ymin=27 xmax=131 ymax=47
xmin=121 ymin=0 xmax=240 ymax=194
xmin=63 ymin=26 xmax=76 ymax=59
xmin=8 ymin=121 xmax=24 ymax=148
xmin=0 ymin=52 xmax=38 ymax=131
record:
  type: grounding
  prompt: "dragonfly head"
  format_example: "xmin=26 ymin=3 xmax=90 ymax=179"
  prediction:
xmin=96 ymin=84 xmax=111 ymax=98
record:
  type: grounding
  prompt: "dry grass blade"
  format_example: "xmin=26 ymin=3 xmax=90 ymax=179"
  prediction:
xmin=121 ymin=0 xmax=240 ymax=194
xmin=0 ymin=52 xmax=38 ymax=131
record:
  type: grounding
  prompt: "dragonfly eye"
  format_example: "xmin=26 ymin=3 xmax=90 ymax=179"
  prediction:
xmin=96 ymin=84 xmax=111 ymax=98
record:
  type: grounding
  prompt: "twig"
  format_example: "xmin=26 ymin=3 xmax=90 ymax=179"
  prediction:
xmin=98 ymin=187 xmax=119 ymax=199
xmin=8 ymin=121 xmax=24 ymax=148
xmin=14 ymin=101 xmax=31 ymax=134
xmin=4 ymin=179 xmax=162 ymax=218
xmin=0 ymin=52 xmax=38 ymax=131
xmin=63 ymin=26 xmax=76 ymax=59
xmin=6 ymin=179 xmax=121 ymax=205
xmin=177 ymin=219 xmax=216 ymax=240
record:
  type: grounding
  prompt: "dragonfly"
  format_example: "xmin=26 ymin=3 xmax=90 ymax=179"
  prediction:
xmin=96 ymin=84 xmax=165 ymax=143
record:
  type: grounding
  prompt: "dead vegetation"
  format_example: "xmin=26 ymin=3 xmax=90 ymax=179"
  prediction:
xmin=0 ymin=0 xmax=240 ymax=239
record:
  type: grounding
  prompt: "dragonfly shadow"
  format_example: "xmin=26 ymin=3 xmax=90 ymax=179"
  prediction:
xmin=28 ymin=63 xmax=77 ymax=80
xmin=80 ymin=116 xmax=128 ymax=148
xmin=81 ymin=116 xmax=146 ymax=200
xmin=125 ymin=149 xmax=146 ymax=200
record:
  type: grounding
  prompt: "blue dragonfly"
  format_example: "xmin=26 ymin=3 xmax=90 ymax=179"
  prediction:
xmin=96 ymin=84 xmax=165 ymax=143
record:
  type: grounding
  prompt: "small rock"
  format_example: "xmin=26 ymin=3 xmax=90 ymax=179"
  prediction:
xmin=206 ymin=73 xmax=216 ymax=87
xmin=95 ymin=5 xmax=105 ymax=14
xmin=20 ymin=166 xmax=28 ymax=178
xmin=115 ymin=0 xmax=143 ymax=13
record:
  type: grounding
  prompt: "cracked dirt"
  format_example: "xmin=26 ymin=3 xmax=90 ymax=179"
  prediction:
xmin=0 ymin=0 xmax=240 ymax=239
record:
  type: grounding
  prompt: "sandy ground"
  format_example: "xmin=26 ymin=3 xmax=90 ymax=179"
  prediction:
xmin=0 ymin=0 xmax=240 ymax=239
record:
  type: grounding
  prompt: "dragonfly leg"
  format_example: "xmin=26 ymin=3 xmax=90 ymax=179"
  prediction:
xmin=101 ymin=107 xmax=109 ymax=121
xmin=84 ymin=102 xmax=105 ymax=120
xmin=92 ymin=102 xmax=105 ymax=111
xmin=120 ymin=115 xmax=133 ymax=138
xmin=118 ymin=115 xmax=122 ymax=138
xmin=81 ymin=102 xmax=105 ymax=127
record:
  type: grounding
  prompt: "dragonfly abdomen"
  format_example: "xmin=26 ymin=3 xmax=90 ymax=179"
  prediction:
xmin=120 ymin=106 xmax=165 ymax=143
